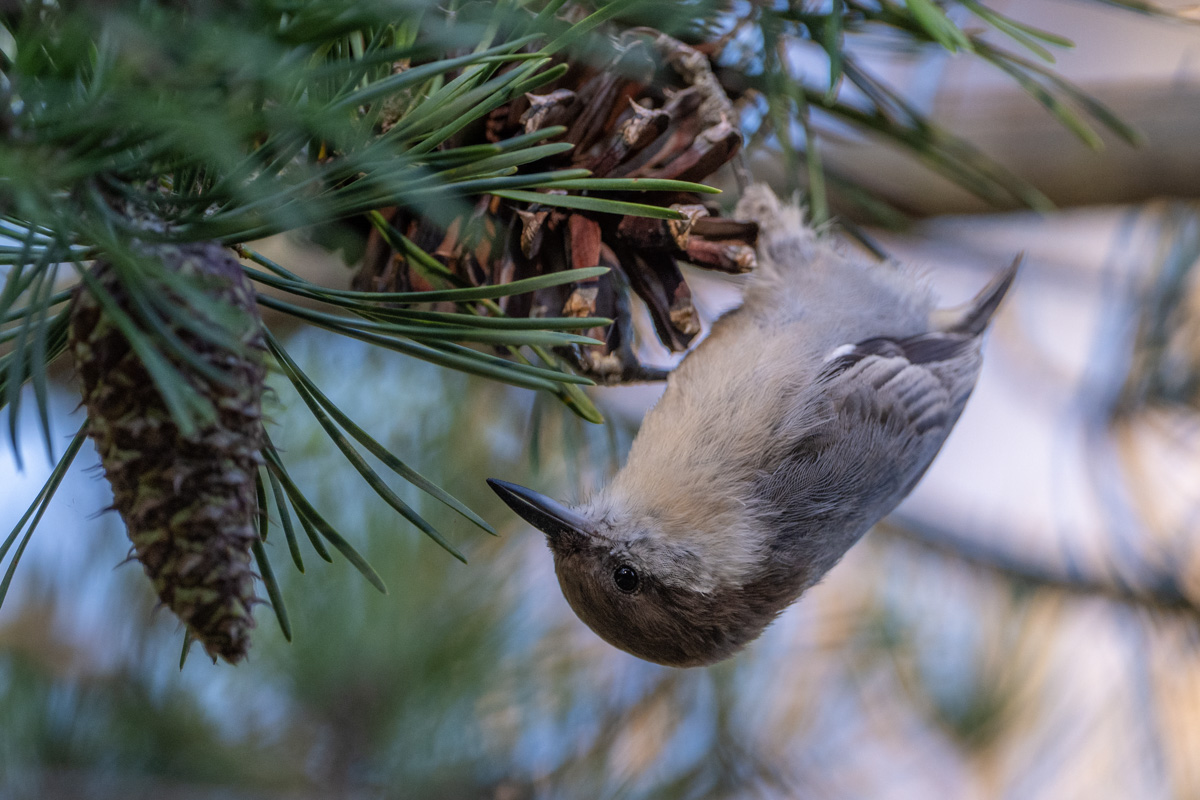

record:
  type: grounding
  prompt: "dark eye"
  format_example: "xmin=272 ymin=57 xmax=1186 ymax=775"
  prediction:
xmin=613 ymin=565 xmax=639 ymax=593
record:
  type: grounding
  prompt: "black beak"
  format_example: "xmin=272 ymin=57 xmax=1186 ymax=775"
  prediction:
xmin=487 ymin=479 xmax=592 ymax=545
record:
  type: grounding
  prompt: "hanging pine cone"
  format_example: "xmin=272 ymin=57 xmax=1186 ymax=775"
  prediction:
xmin=356 ymin=30 xmax=759 ymax=383
xmin=69 ymin=242 xmax=266 ymax=663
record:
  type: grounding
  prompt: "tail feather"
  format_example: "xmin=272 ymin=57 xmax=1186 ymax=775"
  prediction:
xmin=942 ymin=255 xmax=1021 ymax=336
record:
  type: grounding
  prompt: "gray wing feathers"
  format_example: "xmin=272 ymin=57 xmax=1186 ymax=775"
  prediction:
xmin=754 ymin=345 xmax=982 ymax=582
xmin=828 ymin=353 xmax=964 ymax=459
xmin=764 ymin=256 xmax=1016 ymax=525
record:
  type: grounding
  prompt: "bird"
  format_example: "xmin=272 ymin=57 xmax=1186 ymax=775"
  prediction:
xmin=488 ymin=184 xmax=1019 ymax=668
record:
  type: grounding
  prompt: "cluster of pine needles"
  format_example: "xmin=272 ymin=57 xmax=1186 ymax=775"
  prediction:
xmin=0 ymin=0 xmax=1183 ymax=663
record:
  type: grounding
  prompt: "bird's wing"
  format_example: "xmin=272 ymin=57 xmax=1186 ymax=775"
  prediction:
xmin=818 ymin=330 xmax=981 ymax=437
xmin=753 ymin=331 xmax=982 ymax=563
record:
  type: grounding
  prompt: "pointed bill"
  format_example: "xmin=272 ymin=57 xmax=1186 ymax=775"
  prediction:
xmin=487 ymin=479 xmax=592 ymax=545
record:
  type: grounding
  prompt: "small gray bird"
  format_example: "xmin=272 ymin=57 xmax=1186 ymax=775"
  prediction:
xmin=489 ymin=185 xmax=1018 ymax=668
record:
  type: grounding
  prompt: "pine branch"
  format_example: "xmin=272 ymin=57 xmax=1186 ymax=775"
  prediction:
xmin=882 ymin=516 xmax=1199 ymax=615
xmin=0 ymin=0 xmax=1184 ymax=662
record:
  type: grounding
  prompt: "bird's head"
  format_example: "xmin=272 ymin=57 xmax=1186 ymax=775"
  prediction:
xmin=487 ymin=478 xmax=782 ymax=667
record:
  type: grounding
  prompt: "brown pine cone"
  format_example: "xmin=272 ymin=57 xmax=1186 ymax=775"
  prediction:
xmin=69 ymin=242 xmax=266 ymax=663
xmin=356 ymin=31 xmax=759 ymax=384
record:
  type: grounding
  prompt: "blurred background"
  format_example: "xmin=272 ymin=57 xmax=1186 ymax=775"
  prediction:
xmin=4 ymin=0 xmax=1200 ymax=798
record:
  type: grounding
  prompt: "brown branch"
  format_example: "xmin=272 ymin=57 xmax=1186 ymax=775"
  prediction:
xmin=881 ymin=514 xmax=1199 ymax=615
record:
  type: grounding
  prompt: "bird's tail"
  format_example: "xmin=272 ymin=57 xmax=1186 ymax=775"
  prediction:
xmin=936 ymin=255 xmax=1022 ymax=336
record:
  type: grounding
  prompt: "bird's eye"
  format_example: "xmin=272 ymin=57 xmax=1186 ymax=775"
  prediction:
xmin=613 ymin=565 xmax=639 ymax=593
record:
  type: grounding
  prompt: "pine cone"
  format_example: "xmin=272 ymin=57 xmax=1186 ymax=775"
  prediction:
xmin=69 ymin=242 xmax=266 ymax=663
xmin=356 ymin=30 xmax=759 ymax=383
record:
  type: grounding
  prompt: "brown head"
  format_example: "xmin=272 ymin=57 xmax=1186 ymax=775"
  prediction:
xmin=487 ymin=479 xmax=788 ymax=667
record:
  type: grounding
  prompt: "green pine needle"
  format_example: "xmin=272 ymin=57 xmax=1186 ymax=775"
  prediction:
xmin=252 ymin=536 xmax=293 ymax=642
xmin=489 ymin=190 xmax=690 ymax=220
xmin=266 ymin=331 xmax=496 ymax=538
xmin=0 ymin=428 xmax=87 ymax=615
xmin=905 ymin=0 xmax=974 ymax=53
xmin=266 ymin=333 xmax=471 ymax=561
xmin=264 ymin=444 xmax=381 ymax=590
xmin=265 ymin=466 xmax=306 ymax=573
xmin=263 ymin=443 xmax=334 ymax=563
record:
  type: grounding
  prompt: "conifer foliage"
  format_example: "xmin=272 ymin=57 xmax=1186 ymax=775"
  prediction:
xmin=0 ymin=0 xmax=1174 ymax=662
